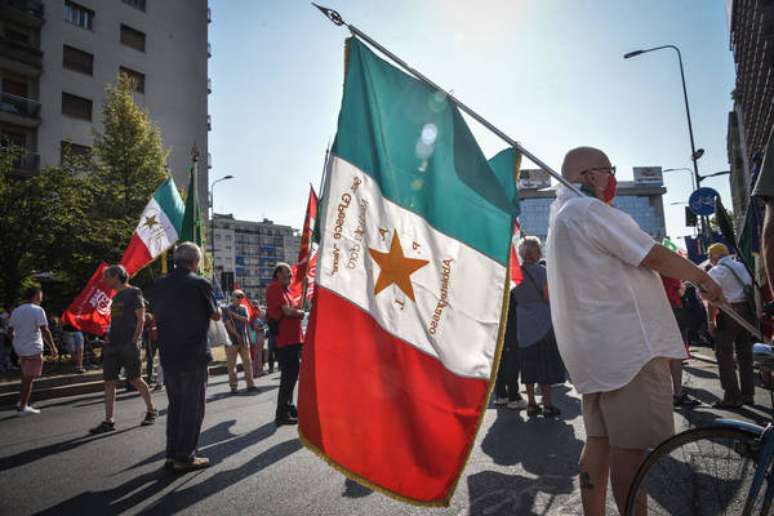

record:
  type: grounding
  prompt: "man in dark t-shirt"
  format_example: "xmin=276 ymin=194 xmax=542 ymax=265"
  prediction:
xmin=89 ymin=265 xmax=157 ymax=435
xmin=152 ymin=242 xmax=220 ymax=472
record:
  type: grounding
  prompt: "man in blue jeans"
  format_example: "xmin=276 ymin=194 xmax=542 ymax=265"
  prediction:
xmin=152 ymin=242 xmax=220 ymax=473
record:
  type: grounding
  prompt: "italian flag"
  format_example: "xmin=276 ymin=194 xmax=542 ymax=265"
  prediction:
xmin=120 ymin=177 xmax=185 ymax=276
xmin=298 ymin=38 xmax=519 ymax=505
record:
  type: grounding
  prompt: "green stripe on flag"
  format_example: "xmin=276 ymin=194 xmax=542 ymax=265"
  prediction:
xmin=332 ymin=37 xmax=518 ymax=265
xmin=181 ymin=167 xmax=203 ymax=246
xmin=153 ymin=176 xmax=185 ymax=233
xmin=487 ymin=147 xmax=520 ymax=218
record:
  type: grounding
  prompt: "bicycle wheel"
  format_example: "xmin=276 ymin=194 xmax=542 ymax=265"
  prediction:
xmin=625 ymin=426 xmax=767 ymax=516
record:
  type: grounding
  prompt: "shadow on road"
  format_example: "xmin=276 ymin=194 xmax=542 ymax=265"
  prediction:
xmin=342 ymin=478 xmax=373 ymax=498
xmin=35 ymin=423 xmax=300 ymax=515
xmin=475 ymin=385 xmax=583 ymax=515
xmin=0 ymin=428 xmax=134 ymax=472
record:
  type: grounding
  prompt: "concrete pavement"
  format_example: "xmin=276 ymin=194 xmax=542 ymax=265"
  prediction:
xmin=0 ymin=358 xmax=770 ymax=515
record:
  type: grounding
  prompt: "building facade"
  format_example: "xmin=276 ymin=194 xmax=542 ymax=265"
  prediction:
xmin=726 ymin=0 xmax=774 ymax=219
xmin=518 ymin=168 xmax=667 ymax=244
xmin=212 ymin=214 xmax=301 ymax=302
xmin=0 ymin=0 xmax=210 ymax=196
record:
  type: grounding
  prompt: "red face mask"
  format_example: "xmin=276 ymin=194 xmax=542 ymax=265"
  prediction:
xmin=603 ymin=174 xmax=617 ymax=204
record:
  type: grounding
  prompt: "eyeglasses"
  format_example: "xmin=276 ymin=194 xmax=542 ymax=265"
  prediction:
xmin=580 ymin=166 xmax=616 ymax=177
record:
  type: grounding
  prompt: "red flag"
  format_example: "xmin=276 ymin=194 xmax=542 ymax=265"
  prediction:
xmin=61 ymin=262 xmax=115 ymax=335
xmin=241 ymin=294 xmax=261 ymax=323
xmin=291 ymin=186 xmax=319 ymax=299
xmin=510 ymin=220 xmax=523 ymax=286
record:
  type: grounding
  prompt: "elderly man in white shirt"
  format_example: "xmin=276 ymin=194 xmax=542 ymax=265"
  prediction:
xmin=546 ymin=146 xmax=724 ymax=516
xmin=706 ymin=243 xmax=756 ymax=408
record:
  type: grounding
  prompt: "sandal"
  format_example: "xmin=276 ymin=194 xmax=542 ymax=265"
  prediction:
xmin=527 ymin=404 xmax=542 ymax=417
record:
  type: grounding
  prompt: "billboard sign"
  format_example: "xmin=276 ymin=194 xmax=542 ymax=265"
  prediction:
xmin=519 ymin=168 xmax=551 ymax=190
xmin=633 ymin=166 xmax=664 ymax=185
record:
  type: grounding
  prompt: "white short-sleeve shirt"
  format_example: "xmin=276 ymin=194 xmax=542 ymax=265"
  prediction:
xmin=545 ymin=190 xmax=686 ymax=394
xmin=708 ymin=256 xmax=752 ymax=304
xmin=9 ymin=303 xmax=48 ymax=357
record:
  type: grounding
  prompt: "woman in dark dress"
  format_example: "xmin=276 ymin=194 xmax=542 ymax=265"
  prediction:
xmin=514 ymin=236 xmax=566 ymax=417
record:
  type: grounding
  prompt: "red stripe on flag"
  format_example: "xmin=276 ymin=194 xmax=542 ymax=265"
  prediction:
xmin=510 ymin=220 xmax=523 ymax=286
xmin=119 ymin=233 xmax=154 ymax=277
xmin=298 ymin=287 xmax=489 ymax=503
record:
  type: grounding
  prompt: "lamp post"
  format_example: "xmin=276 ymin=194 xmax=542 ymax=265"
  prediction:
xmin=624 ymin=46 xmax=703 ymax=189
xmin=209 ymin=174 xmax=234 ymax=280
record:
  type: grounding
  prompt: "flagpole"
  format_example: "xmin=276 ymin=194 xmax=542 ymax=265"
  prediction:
xmin=312 ymin=4 xmax=583 ymax=197
xmin=312 ymin=4 xmax=759 ymax=339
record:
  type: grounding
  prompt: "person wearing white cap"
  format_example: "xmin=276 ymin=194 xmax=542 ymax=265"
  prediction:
xmin=545 ymin=146 xmax=724 ymax=515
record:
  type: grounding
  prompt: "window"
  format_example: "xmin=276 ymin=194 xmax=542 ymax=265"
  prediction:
xmin=120 ymin=24 xmax=145 ymax=52
xmin=63 ymin=45 xmax=93 ymax=75
xmin=60 ymin=141 xmax=91 ymax=162
xmin=65 ymin=1 xmax=94 ymax=30
xmin=122 ymin=0 xmax=146 ymax=11
xmin=119 ymin=66 xmax=145 ymax=93
xmin=61 ymin=92 xmax=92 ymax=120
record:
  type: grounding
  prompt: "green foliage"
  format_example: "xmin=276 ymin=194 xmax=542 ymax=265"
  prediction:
xmin=0 ymin=74 xmax=171 ymax=313
xmin=93 ymin=73 xmax=168 ymax=219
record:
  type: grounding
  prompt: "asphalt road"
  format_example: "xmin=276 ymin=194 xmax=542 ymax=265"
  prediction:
xmin=0 ymin=357 xmax=771 ymax=516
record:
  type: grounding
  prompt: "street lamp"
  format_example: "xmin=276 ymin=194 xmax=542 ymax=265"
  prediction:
xmin=624 ymin=45 xmax=702 ymax=206
xmin=209 ymin=174 xmax=234 ymax=280
xmin=698 ymin=170 xmax=731 ymax=184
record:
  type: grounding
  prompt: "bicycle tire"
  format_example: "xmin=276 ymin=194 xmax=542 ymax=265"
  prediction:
xmin=624 ymin=425 xmax=767 ymax=516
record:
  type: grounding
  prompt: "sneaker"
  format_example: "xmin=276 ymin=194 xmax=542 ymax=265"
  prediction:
xmin=507 ymin=399 xmax=529 ymax=410
xmin=89 ymin=420 xmax=115 ymax=434
xmin=18 ymin=405 xmax=41 ymax=417
xmin=740 ymin=396 xmax=755 ymax=406
xmin=542 ymin=406 xmax=562 ymax=418
xmin=141 ymin=408 xmax=158 ymax=426
xmin=493 ymin=397 xmax=509 ymax=406
xmin=153 ymin=384 xmax=164 ymax=392
xmin=173 ymin=456 xmax=210 ymax=473
xmin=246 ymin=386 xmax=259 ymax=393
xmin=230 ymin=387 xmax=238 ymax=394
xmin=526 ymin=404 xmax=542 ymax=417
xmin=289 ymin=405 xmax=298 ymax=418
xmin=712 ymin=398 xmax=742 ymax=409
xmin=162 ymin=459 xmax=174 ymax=471
xmin=75 ymin=368 xmax=86 ymax=374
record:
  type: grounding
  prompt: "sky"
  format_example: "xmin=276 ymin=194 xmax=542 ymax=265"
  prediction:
xmin=208 ymin=0 xmax=736 ymax=245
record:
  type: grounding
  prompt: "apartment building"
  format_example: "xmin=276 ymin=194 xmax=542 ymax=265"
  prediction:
xmin=0 ymin=0 xmax=210 ymax=196
xmin=212 ymin=214 xmax=301 ymax=303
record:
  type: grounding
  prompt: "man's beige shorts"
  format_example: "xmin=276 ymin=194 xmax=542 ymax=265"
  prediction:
xmin=582 ymin=357 xmax=674 ymax=450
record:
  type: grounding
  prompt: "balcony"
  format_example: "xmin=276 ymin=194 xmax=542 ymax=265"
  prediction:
xmin=207 ymin=114 xmax=211 ymax=131
xmin=208 ymin=42 xmax=211 ymax=58
xmin=0 ymin=36 xmax=43 ymax=69
xmin=208 ymin=152 xmax=212 ymax=169
xmin=207 ymin=7 xmax=212 ymax=23
xmin=0 ymin=0 xmax=44 ymax=26
xmin=0 ymin=92 xmax=41 ymax=127
xmin=207 ymin=77 xmax=212 ymax=94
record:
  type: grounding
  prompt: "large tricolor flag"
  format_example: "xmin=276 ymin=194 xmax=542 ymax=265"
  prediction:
xmin=120 ymin=177 xmax=185 ymax=276
xmin=298 ymin=37 xmax=519 ymax=505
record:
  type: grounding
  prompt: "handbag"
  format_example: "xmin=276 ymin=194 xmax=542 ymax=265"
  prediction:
xmin=207 ymin=319 xmax=231 ymax=348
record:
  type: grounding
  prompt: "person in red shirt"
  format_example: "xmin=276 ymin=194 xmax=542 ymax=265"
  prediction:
xmin=661 ymin=275 xmax=700 ymax=408
xmin=266 ymin=262 xmax=305 ymax=425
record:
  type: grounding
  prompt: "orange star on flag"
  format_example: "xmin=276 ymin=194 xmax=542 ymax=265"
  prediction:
xmin=368 ymin=232 xmax=429 ymax=302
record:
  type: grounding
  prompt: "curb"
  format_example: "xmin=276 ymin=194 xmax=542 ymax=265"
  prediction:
xmin=0 ymin=363 xmax=239 ymax=407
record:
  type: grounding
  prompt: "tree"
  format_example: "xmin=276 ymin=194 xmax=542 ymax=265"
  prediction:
xmin=0 ymin=74 xmax=172 ymax=311
xmin=93 ymin=73 xmax=168 ymax=220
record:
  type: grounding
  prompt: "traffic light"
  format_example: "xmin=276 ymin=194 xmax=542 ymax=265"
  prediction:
xmin=685 ymin=206 xmax=697 ymax=227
